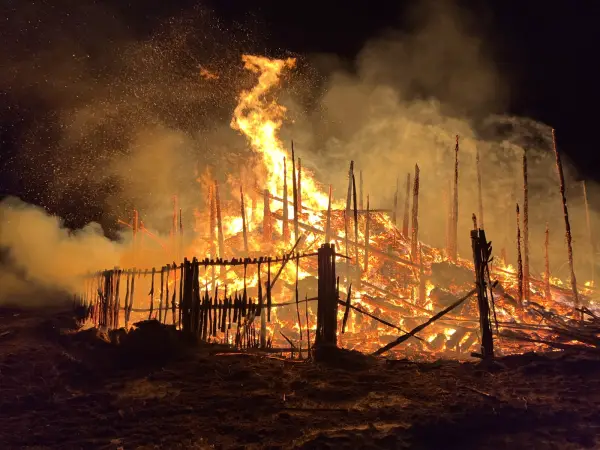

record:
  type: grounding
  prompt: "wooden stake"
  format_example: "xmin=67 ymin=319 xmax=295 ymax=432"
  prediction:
xmin=411 ymin=164 xmax=420 ymax=258
xmin=523 ymin=153 xmax=530 ymax=298
xmin=352 ymin=171 xmax=359 ymax=272
xmin=552 ymin=129 xmax=579 ymax=314
xmin=544 ymin=222 xmax=552 ymax=301
xmin=403 ymin=173 xmax=411 ymax=237
xmin=476 ymin=146 xmax=484 ymax=228
xmin=516 ymin=204 xmax=524 ymax=306
xmin=359 ymin=169 xmax=364 ymax=211
xmin=209 ymin=185 xmax=216 ymax=258
xmin=240 ymin=185 xmax=249 ymax=255
xmin=297 ymin=157 xmax=302 ymax=213
xmin=283 ymin=157 xmax=290 ymax=242
xmin=450 ymin=135 xmax=460 ymax=261
xmin=582 ymin=180 xmax=595 ymax=285
xmin=292 ymin=142 xmax=299 ymax=242
xmin=364 ymin=195 xmax=370 ymax=272
xmin=215 ymin=180 xmax=225 ymax=259
xmin=325 ymin=185 xmax=332 ymax=244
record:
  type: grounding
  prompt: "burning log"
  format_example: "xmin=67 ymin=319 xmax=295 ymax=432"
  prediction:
xmin=292 ymin=142 xmax=299 ymax=242
xmin=282 ymin=157 xmax=290 ymax=242
xmin=582 ymin=180 xmax=595 ymax=285
xmin=402 ymin=172 xmax=411 ymax=237
xmin=523 ymin=153 xmax=530 ymax=298
xmin=552 ymin=129 xmax=579 ymax=314
xmin=364 ymin=195 xmax=370 ymax=272
xmin=240 ymin=185 xmax=249 ymax=255
xmin=476 ymin=146 xmax=484 ymax=228
xmin=411 ymin=164 xmax=420 ymax=258
xmin=544 ymin=223 xmax=552 ymax=301
xmin=516 ymin=204 xmax=524 ymax=306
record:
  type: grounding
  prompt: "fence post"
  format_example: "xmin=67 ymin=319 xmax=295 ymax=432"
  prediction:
xmin=315 ymin=243 xmax=338 ymax=348
xmin=470 ymin=229 xmax=495 ymax=359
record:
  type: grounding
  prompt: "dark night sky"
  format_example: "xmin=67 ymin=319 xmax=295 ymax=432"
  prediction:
xmin=1 ymin=0 xmax=599 ymax=227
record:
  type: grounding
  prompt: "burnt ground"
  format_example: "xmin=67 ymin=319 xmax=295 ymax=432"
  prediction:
xmin=0 ymin=306 xmax=599 ymax=450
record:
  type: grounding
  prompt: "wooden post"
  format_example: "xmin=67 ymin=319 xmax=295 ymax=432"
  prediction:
xmin=392 ymin=177 xmax=399 ymax=225
xmin=325 ymin=185 xmax=332 ymax=244
xmin=516 ymin=204 xmax=524 ymax=306
xmin=315 ymin=243 xmax=338 ymax=348
xmin=402 ymin=173 xmax=411 ymax=237
xmin=297 ymin=157 xmax=302 ymax=214
xmin=552 ymin=129 xmax=579 ymax=314
xmin=470 ymin=228 xmax=494 ymax=359
xmin=282 ymin=157 xmax=289 ymax=242
xmin=523 ymin=153 xmax=530 ymax=298
xmin=450 ymin=135 xmax=459 ymax=261
xmin=476 ymin=147 xmax=484 ymax=228
xmin=292 ymin=142 xmax=299 ymax=242
xmin=411 ymin=164 xmax=420 ymax=258
xmin=544 ymin=223 xmax=552 ymax=301
xmin=214 ymin=180 xmax=225 ymax=259
xmin=352 ymin=171 xmax=359 ymax=272
xmin=359 ymin=169 xmax=364 ymax=211
xmin=582 ymin=180 xmax=595 ymax=286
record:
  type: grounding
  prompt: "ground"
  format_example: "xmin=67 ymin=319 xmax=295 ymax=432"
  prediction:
xmin=1 ymin=306 xmax=599 ymax=449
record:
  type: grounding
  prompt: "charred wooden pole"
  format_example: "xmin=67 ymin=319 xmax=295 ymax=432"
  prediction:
xmin=209 ymin=185 xmax=217 ymax=285
xmin=446 ymin=178 xmax=452 ymax=258
xmin=364 ymin=195 xmax=370 ymax=272
xmin=544 ymin=223 xmax=552 ymax=301
xmin=392 ymin=177 xmax=399 ymax=225
xmin=292 ymin=142 xmax=299 ymax=242
xmin=325 ymin=185 xmax=332 ymax=244
xmin=470 ymin=228 xmax=495 ymax=359
xmin=172 ymin=196 xmax=178 ymax=260
xmin=179 ymin=208 xmax=183 ymax=259
xmin=352 ymin=171 xmax=360 ymax=272
xmin=523 ymin=153 xmax=530 ymax=298
xmin=402 ymin=173 xmax=411 ymax=237
xmin=418 ymin=244 xmax=426 ymax=307
xmin=315 ymin=243 xmax=338 ymax=349
xmin=263 ymin=189 xmax=271 ymax=243
xmin=552 ymin=129 xmax=579 ymax=314
xmin=450 ymin=135 xmax=460 ymax=261
xmin=411 ymin=164 xmax=420 ymax=259
xmin=297 ymin=157 xmax=302 ymax=213
xmin=345 ymin=162 xmax=354 ymax=279
xmin=282 ymin=157 xmax=290 ymax=242
xmin=516 ymin=204 xmax=524 ymax=306
xmin=582 ymin=180 xmax=595 ymax=285
xmin=359 ymin=169 xmax=364 ymax=211
xmin=476 ymin=147 xmax=484 ymax=229
xmin=240 ymin=185 xmax=249 ymax=255
xmin=215 ymin=180 xmax=225 ymax=259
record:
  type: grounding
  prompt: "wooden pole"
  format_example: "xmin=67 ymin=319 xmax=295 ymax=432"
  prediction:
xmin=471 ymin=228 xmax=494 ymax=359
xmin=364 ymin=195 xmax=370 ymax=272
xmin=544 ymin=222 xmax=552 ymax=301
xmin=523 ymin=153 xmax=530 ymax=298
xmin=352 ymin=171 xmax=359 ymax=272
xmin=263 ymin=188 xmax=271 ymax=243
xmin=446 ymin=178 xmax=452 ymax=258
xmin=292 ymin=142 xmax=299 ymax=242
xmin=392 ymin=176 xmax=399 ymax=225
xmin=450 ymin=135 xmax=460 ymax=261
xmin=402 ymin=172 xmax=411 ymax=237
xmin=476 ymin=146 xmax=484 ymax=228
xmin=209 ymin=185 xmax=216 ymax=258
xmin=582 ymin=180 xmax=595 ymax=286
xmin=516 ymin=204 xmax=524 ymax=306
xmin=315 ymin=243 xmax=338 ymax=349
xmin=345 ymin=162 xmax=354 ymax=280
xmin=297 ymin=157 xmax=302 ymax=213
xmin=283 ymin=156 xmax=290 ymax=242
xmin=411 ymin=164 xmax=420 ymax=258
xmin=214 ymin=180 xmax=225 ymax=259
xmin=325 ymin=185 xmax=332 ymax=244
xmin=359 ymin=169 xmax=364 ymax=211
xmin=240 ymin=185 xmax=249 ymax=255
xmin=552 ymin=129 xmax=579 ymax=314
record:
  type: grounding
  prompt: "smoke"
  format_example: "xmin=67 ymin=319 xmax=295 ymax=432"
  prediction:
xmin=1 ymin=0 xmax=597 ymax=307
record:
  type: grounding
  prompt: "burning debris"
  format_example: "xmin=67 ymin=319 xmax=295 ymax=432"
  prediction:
xmin=75 ymin=54 xmax=599 ymax=361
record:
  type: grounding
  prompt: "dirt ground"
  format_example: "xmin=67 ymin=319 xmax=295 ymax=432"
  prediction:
xmin=1 ymin=306 xmax=599 ymax=449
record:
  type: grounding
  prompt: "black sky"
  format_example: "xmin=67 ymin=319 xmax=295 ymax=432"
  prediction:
xmin=1 ymin=0 xmax=599 ymax=224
